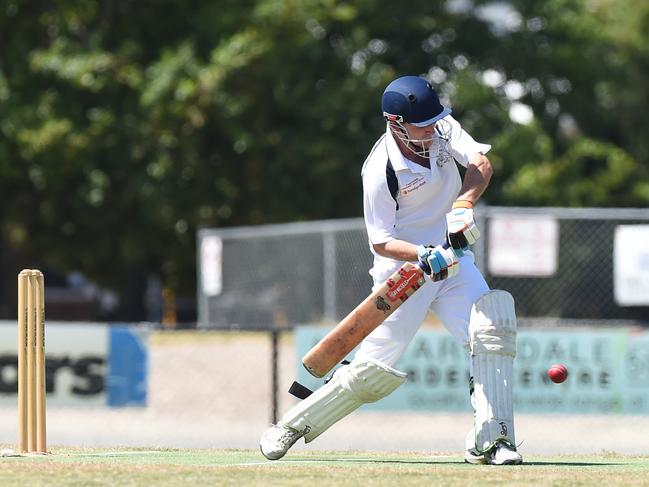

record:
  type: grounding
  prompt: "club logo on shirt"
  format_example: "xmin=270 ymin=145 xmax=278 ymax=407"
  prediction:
xmin=401 ymin=176 xmax=426 ymax=196
xmin=435 ymin=138 xmax=453 ymax=167
xmin=434 ymin=118 xmax=454 ymax=167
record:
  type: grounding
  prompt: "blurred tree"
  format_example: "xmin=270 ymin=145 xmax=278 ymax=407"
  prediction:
xmin=0 ymin=0 xmax=647 ymax=319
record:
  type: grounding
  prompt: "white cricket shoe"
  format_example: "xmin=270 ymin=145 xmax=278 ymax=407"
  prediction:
xmin=259 ymin=424 xmax=305 ymax=460
xmin=464 ymin=440 xmax=522 ymax=465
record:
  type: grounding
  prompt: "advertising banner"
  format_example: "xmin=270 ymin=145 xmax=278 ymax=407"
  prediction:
xmin=614 ymin=225 xmax=649 ymax=306
xmin=488 ymin=215 xmax=559 ymax=277
xmin=296 ymin=326 xmax=649 ymax=414
xmin=0 ymin=322 xmax=148 ymax=407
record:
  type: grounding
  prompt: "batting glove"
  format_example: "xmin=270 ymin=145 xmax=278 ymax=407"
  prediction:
xmin=446 ymin=200 xmax=480 ymax=256
xmin=416 ymin=244 xmax=460 ymax=282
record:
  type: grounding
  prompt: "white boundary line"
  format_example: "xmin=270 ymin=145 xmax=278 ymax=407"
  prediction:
xmin=65 ymin=450 xmax=165 ymax=457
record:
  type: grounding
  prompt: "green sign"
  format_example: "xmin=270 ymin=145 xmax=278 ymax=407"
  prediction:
xmin=295 ymin=327 xmax=649 ymax=414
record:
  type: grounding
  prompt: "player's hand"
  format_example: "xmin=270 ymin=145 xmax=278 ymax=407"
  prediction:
xmin=446 ymin=200 xmax=480 ymax=255
xmin=416 ymin=245 xmax=460 ymax=282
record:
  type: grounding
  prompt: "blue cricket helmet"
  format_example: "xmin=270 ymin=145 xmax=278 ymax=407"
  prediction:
xmin=381 ymin=76 xmax=451 ymax=126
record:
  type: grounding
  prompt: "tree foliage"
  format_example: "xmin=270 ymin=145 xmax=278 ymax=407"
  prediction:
xmin=1 ymin=0 xmax=647 ymax=318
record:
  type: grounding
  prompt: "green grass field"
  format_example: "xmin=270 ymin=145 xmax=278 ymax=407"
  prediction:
xmin=1 ymin=448 xmax=649 ymax=486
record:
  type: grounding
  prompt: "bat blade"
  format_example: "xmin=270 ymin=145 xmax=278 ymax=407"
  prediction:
xmin=302 ymin=262 xmax=426 ymax=378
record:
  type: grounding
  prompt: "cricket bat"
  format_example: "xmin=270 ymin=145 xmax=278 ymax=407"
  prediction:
xmin=302 ymin=251 xmax=439 ymax=378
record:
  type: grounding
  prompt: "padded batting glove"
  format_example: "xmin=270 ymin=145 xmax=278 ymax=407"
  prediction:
xmin=416 ymin=244 xmax=460 ymax=282
xmin=446 ymin=200 xmax=480 ymax=256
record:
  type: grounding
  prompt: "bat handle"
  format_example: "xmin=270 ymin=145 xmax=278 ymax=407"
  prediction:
xmin=423 ymin=241 xmax=451 ymax=250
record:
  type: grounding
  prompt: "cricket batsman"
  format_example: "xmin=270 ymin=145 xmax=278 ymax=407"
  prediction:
xmin=260 ymin=75 xmax=522 ymax=465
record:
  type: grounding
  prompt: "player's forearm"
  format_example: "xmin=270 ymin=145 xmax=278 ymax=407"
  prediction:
xmin=456 ymin=153 xmax=493 ymax=205
xmin=372 ymin=239 xmax=419 ymax=262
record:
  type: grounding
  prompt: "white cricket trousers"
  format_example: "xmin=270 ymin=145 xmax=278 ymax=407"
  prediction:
xmin=354 ymin=253 xmax=489 ymax=368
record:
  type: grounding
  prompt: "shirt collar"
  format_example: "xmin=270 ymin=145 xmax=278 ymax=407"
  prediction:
xmin=385 ymin=124 xmax=431 ymax=175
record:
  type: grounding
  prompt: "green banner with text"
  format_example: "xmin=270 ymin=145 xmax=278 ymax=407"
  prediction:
xmin=295 ymin=327 xmax=649 ymax=414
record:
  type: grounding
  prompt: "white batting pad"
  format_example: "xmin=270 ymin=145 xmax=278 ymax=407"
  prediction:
xmin=469 ymin=290 xmax=517 ymax=451
xmin=280 ymin=359 xmax=406 ymax=443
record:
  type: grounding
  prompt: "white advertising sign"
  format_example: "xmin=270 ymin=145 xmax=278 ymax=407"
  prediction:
xmin=0 ymin=322 xmax=148 ymax=408
xmin=201 ymin=236 xmax=223 ymax=296
xmin=488 ymin=215 xmax=559 ymax=277
xmin=614 ymin=225 xmax=649 ymax=306
xmin=0 ymin=323 xmax=107 ymax=406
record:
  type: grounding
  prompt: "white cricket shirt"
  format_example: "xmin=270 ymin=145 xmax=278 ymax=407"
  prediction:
xmin=361 ymin=115 xmax=491 ymax=282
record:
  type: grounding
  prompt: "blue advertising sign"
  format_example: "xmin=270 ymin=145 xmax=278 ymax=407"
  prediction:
xmin=108 ymin=327 xmax=149 ymax=407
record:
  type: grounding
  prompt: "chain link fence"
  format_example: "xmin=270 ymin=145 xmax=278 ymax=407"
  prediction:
xmin=477 ymin=207 xmax=649 ymax=322
xmin=197 ymin=220 xmax=373 ymax=328
xmin=198 ymin=207 xmax=649 ymax=329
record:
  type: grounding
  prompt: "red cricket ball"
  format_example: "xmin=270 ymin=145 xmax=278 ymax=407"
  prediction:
xmin=548 ymin=364 xmax=569 ymax=383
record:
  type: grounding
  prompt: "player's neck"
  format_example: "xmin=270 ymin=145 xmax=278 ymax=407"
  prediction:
xmin=394 ymin=136 xmax=430 ymax=168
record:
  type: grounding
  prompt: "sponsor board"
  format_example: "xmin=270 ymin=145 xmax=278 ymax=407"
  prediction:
xmin=488 ymin=215 xmax=559 ymax=277
xmin=614 ymin=225 xmax=649 ymax=305
xmin=296 ymin=326 xmax=649 ymax=414
xmin=0 ymin=322 xmax=148 ymax=407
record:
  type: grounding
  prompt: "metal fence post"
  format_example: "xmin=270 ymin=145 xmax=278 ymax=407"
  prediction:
xmin=271 ymin=328 xmax=279 ymax=424
xmin=323 ymin=231 xmax=336 ymax=322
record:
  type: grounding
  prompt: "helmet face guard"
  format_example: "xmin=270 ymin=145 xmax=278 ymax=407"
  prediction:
xmin=385 ymin=115 xmax=452 ymax=160
xmin=381 ymin=76 xmax=452 ymax=160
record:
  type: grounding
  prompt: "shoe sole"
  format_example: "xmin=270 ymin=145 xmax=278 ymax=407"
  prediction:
xmin=466 ymin=459 xmax=523 ymax=465
xmin=259 ymin=444 xmax=285 ymax=461
xmin=464 ymin=453 xmax=523 ymax=465
xmin=489 ymin=458 xmax=523 ymax=465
